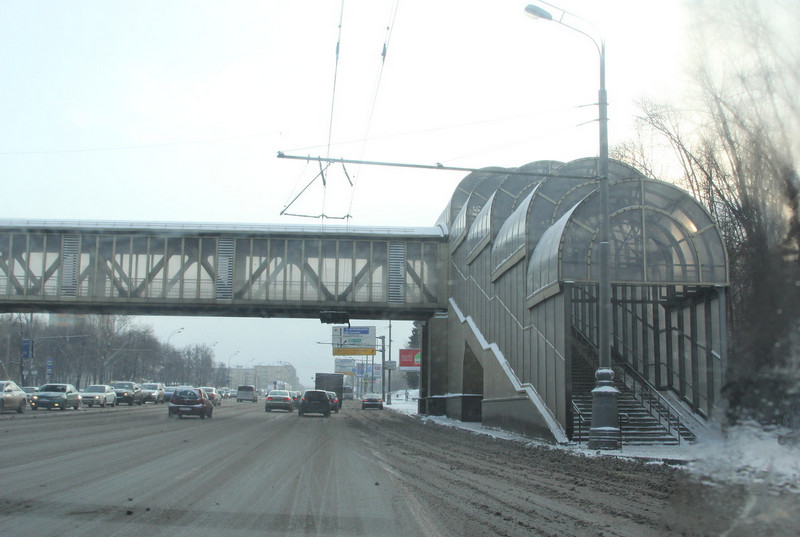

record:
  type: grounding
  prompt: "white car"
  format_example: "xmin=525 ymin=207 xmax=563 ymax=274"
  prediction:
xmin=199 ymin=387 xmax=222 ymax=406
xmin=80 ymin=384 xmax=117 ymax=407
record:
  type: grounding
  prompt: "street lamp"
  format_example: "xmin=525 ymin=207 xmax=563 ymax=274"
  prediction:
xmin=525 ymin=2 xmax=620 ymax=450
xmin=227 ymin=350 xmax=239 ymax=370
xmin=166 ymin=327 xmax=184 ymax=346
xmin=227 ymin=351 xmax=239 ymax=385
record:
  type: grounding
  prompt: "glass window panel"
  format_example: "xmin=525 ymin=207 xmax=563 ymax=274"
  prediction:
xmin=182 ymin=237 xmax=200 ymax=300
xmin=492 ymin=190 xmax=534 ymax=272
xmin=696 ymin=228 xmax=728 ymax=283
xmin=406 ymin=242 xmax=422 ymax=303
xmin=354 ymin=241 xmax=371 ymax=302
xmin=200 ymin=238 xmax=216 ymax=299
xmin=268 ymin=239 xmax=286 ymax=300
xmin=466 ymin=192 xmax=494 ymax=260
xmin=424 ymin=242 xmax=439 ymax=303
xmin=371 ymin=242 xmax=387 ymax=302
xmin=286 ymin=239 xmax=302 ymax=300
xmin=612 ymin=209 xmax=645 ymax=282
xmin=303 ymin=239 xmax=320 ymax=301
xmin=247 ymin=238 xmax=268 ymax=300
xmin=337 ymin=240 xmax=353 ymax=299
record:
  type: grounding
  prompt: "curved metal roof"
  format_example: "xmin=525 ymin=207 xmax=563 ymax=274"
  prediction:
xmin=526 ymin=177 xmax=729 ymax=305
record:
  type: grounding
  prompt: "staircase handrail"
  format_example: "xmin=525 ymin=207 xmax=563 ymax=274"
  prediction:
xmin=619 ymin=363 xmax=687 ymax=444
xmin=571 ymin=400 xmax=587 ymax=444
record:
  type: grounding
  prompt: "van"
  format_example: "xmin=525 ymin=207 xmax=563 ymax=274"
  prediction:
xmin=236 ymin=385 xmax=258 ymax=403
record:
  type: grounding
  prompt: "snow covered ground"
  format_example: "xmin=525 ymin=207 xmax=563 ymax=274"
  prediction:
xmin=384 ymin=389 xmax=800 ymax=493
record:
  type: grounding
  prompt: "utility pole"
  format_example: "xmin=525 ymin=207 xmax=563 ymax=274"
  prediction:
xmin=378 ymin=336 xmax=386 ymax=401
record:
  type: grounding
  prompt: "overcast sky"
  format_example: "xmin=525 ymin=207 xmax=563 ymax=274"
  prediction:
xmin=0 ymin=1 xmax=690 ymax=386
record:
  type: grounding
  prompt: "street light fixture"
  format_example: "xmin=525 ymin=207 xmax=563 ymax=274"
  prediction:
xmin=166 ymin=327 xmax=184 ymax=346
xmin=525 ymin=2 xmax=620 ymax=450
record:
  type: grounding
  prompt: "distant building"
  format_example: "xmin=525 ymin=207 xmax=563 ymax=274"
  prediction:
xmin=229 ymin=362 xmax=299 ymax=393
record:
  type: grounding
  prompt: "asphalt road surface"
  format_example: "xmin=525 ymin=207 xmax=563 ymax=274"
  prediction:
xmin=1 ymin=399 xmax=797 ymax=536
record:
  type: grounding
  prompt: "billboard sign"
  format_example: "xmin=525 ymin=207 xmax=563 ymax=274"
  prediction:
xmin=335 ymin=358 xmax=357 ymax=375
xmin=331 ymin=326 xmax=376 ymax=355
xmin=332 ymin=326 xmax=376 ymax=347
xmin=355 ymin=363 xmax=382 ymax=378
xmin=333 ymin=347 xmax=375 ymax=356
xmin=399 ymin=349 xmax=421 ymax=371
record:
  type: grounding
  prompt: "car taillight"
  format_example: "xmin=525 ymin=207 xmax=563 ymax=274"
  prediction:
xmin=267 ymin=397 xmax=273 ymax=401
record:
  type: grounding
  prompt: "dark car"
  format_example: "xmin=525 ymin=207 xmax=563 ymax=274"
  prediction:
xmin=30 ymin=383 xmax=81 ymax=410
xmin=290 ymin=391 xmax=301 ymax=409
xmin=168 ymin=387 xmax=213 ymax=419
xmin=362 ymin=393 xmax=384 ymax=410
xmin=0 ymin=380 xmax=27 ymax=414
xmin=164 ymin=385 xmax=180 ymax=402
xmin=264 ymin=390 xmax=293 ymax=412
xmin=81 ymin=384 xmax=117 ymax=407
xmin=326 ymin=391 xmax=340 ymax=414
xmin=21 ymin=386 xmax=38 ymax=403
xmin=298 ymin=389 xmax=331 ymax=417
xmin=111 ymin=381 xmax=144 ymax=406
xmin=141 ymin=382 xmax=166 ymax=404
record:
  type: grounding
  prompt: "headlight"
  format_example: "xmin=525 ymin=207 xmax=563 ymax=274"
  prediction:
xmin=31 ymin=395 xmax=38 ymax=400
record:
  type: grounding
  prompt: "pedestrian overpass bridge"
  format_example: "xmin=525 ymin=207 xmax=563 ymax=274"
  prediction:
xmin=0 ymin=157 xmax=729 ymax=445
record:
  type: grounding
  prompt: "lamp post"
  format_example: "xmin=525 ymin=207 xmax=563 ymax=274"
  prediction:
xmin=166 ymin=327 xmax=184 ymax=347
xmin=525 ymin=2 xmax=620 ymax=450
xmin=227 ymin=351 xmax=239 ymax=386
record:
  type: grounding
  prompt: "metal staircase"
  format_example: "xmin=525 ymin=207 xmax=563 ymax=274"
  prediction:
xmin=570 ymin=333 xmax=697 ymax=446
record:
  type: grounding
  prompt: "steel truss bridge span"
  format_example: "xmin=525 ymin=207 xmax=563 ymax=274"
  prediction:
xmin=0 ymin=220 xmax=448 ymax=319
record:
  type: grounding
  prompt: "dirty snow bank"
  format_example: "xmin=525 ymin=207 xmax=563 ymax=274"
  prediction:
xmin=386 ymin=390 xmax=800 ymax=493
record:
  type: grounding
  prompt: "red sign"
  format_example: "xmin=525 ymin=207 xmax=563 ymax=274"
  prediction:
xmin=399 ymin=349 xmax=421 ymax=371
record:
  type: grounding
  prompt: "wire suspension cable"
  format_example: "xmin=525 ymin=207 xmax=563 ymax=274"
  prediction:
xmin=327 ymin=0 xmax=346 ymax=161
xmin=276 ymin=152 xmax=595 ymax=180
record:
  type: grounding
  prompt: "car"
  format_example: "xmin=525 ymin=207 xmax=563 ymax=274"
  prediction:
xmin=164 ymin=385 xmax=180 ymax=402
xmin=298 ymin=389 xmax=331 ymax=417
xmin=111 ymin=381 xmax=144 ymax=406
xmin=30 ymin=383 xmax=81 ymax=410
xmin=81 ymin=384 xmax=117 ymax=407
xmin=199 ymin=387 xmax=222 ymax=406
xmin=141 ymin=382 xmax=166 ymax=404
xmin=168 ymin=387 xmax=213 ymax=419
xmin=264 ymin=390 xmax=293 ymax=412
xmin=289 ymin=390 xmax=301 ymax=409
xmin=0 ymin=380 xmax=27 ymax=414
xmin=362 ymin=393 xmax=384 ymax=410
xmin=22 ymin=386 xmax=38 ymax=403
xmin=219 ymin=387 xmax=232 ymax=399
xmin=326 ymin=391 xmax=340 ymax=414
xmin=236 ymin=384 xmax=258 ymax=403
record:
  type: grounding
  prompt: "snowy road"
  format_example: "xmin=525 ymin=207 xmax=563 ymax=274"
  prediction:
xmin=1 ymin=400 xmax=797 ymax=536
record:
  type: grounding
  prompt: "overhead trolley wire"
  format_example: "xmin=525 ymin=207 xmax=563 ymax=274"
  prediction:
xmin=347 ymin=0 xmax=401 ymax=219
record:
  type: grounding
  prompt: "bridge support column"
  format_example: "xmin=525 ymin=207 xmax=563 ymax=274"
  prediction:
xmin=419 ymin=313 xmax=448 ymax=415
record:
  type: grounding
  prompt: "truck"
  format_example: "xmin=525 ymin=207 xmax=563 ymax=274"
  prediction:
xmin=315 ymin=372 xmax=344 ymax=410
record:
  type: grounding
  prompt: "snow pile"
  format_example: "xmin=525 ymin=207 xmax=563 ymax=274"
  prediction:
xmin=687 ymin=423 xmax=800 ymax=492
xmin=385 ymin=390 xmax=800 ymax=493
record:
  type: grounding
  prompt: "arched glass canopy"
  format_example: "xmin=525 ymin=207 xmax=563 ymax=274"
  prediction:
xmin=526 ymin=177 xmax=729 ymax=305
xmin=465 ymin=161 xmax=562 ymax=263
xmin=490 ymin=157 xmax=646 ymax=278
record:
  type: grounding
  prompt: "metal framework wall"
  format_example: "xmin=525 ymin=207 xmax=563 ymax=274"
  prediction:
xmin=0 ymin=222 xmax=448 ymax=319
xmin=570 ymin=283 xmax=725 ymax=418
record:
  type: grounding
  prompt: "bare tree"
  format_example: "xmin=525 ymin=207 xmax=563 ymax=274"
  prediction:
xmin=617 ymin=0 xmax=800 ymax=420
